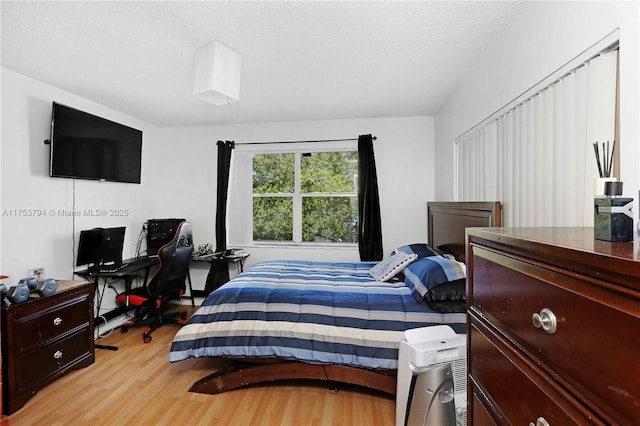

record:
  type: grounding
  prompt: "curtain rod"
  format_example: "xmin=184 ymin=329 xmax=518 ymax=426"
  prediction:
xmin=235 ymin=136 xmax=376 ymax=146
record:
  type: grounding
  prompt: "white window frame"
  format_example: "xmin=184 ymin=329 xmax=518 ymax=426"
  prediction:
xmin=229 ymin=140 xmax=358 ymax=247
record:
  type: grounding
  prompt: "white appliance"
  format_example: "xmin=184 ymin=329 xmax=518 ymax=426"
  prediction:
xmin=396 ymin=326 xmax=467 ymax=426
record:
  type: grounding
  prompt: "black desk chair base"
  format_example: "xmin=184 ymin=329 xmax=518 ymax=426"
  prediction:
xmin=120 ymin=304 xmax=188 ymax=343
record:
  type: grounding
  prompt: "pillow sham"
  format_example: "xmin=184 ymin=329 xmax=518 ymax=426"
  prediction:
xmin=425 ymin=299 xmax=467 ymax=313
xmin=425 ymin=277 xmax=466 ymax=307
xmin=391 ymin=243 xmax=440 ymax=259
xmin=369 ymin=252 xmax=418 ymax=282
xmin=403 ymin=255 xmax=466 ymax=303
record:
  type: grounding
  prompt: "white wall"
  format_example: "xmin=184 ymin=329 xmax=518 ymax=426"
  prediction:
xmin=0 ymin=69 xmax=216 ymax=307
xmin=434 ymin=1 xmax=639 ymax=221
xmin=164 ymin=116 xmax=435 ymax=269
xmin=1 ymin=67 xmax=436 ymax=291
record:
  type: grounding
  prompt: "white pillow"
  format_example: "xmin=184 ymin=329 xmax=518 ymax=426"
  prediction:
xmin=369 ymin=252 xmax=419 ymax=282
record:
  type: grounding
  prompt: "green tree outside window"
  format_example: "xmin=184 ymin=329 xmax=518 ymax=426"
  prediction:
xmin=253 ymin=151 xmax=358 ymax=243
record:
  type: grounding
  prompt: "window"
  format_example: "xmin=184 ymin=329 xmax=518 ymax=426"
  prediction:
xmin=252 ymin=151 xmax=358 ymax=243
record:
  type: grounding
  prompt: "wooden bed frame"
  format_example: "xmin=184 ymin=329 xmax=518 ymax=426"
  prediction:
xmin=188 ymin=201 xmax=502 ymax=397
xmin=427 ymin=201 xmax=502 ymax=262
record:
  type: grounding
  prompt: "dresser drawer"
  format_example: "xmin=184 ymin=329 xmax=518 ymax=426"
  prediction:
xmin=470 ymin=246 xmax=640 ymax=424
xmin=14 ymin=327 xmax=93 ymax=394
xmin=471 ymin=391 xmax=499 ymax=426
xmin=469 ymin=321 xmax=602 ymax=425
xmin=13 ymin=293 xmax=90 ymax=353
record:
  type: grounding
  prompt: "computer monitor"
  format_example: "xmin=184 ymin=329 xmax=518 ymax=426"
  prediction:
xmin=76 ymin=226 xmax=126 ymax=267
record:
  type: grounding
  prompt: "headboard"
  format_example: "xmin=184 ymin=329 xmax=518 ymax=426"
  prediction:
xmin=427 ymin=202 xmax=502 ymax=262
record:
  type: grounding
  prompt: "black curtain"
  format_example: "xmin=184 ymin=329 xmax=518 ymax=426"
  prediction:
xmin=215 ymin=140 xmax=234 ymax=252
xmin=205 ymin=140 xmax=235 ymax=294
xmin=357 ymin=134 xmax=383 ymax=261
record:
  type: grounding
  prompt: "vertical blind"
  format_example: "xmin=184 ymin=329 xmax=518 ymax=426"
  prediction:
xmin=455 ymin=48 xmax=618 ymax=227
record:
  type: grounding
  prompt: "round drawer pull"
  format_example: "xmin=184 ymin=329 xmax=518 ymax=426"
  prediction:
xmin=530 ymin=417 xmax=550 ymax=426
xmin=53 ymin=317 xmax=63 ymax=326
xmin=53 ymin=350 xmax=63 ymax=360
xmin=532 ymin=308 xmax=557 ymax=334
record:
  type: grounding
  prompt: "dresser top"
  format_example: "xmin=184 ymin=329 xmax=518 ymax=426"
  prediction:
xmin=468 ymin=227 xmax=639 ymax=260
xmin=467 ymin=227 xmax=640 ymax=292
xmin=1 ymin=280 xmax=92 ymax=311
xmin=56 ymin=280 xmax=92 ymax=292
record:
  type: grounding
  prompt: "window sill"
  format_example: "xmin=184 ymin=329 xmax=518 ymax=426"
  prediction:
xmin=241 ymin=242 xmax=358 ymax=251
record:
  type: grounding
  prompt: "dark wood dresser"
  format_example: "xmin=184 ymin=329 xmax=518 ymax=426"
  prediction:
xmin=1 ymin=280 xmax=95 ymax=414
xmin=466 ymin=227 xmax=639 ymax=426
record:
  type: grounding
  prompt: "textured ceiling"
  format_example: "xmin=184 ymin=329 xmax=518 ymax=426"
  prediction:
xmin=1 ymin=1 xmax=524 ymax=128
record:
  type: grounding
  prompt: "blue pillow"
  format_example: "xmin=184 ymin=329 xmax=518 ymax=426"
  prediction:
xmin=403 ymin=255 xmax=466 ymax=303
xmin=392 ymin=243 xmax=440 ymax=259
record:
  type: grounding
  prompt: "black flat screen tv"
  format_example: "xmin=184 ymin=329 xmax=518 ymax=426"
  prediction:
xmin=49 ymin=102 xmax=142 ymax=183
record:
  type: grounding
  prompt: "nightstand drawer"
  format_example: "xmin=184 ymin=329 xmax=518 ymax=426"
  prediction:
xmin=471 ymin=246 xmax=640 ymax=424
xmin=14 ymin=327 xmax=93 ymax=393
xmin=14 ymin=293 xmax=91 ymax=353
xmin=469 ymin=321 xmax=601 ymax=425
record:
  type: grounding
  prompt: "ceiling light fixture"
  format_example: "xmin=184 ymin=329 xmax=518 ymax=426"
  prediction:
xmin=193 ymin=40 xmax=242 ymax=106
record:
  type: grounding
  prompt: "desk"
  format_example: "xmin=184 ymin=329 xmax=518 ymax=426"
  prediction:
xmin=193 ymin=252 xmax=250 ymax=296
xmin=76 ymin=256 xmax=195 ymax=350
xmin=75 ymin=256 xmax=160 ymax=328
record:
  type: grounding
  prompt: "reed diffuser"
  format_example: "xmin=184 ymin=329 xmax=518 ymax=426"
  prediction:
xmin=593 ymin=140 xmax=615 ymax=179
xmin=593 ymin=140 xmax=616 ymax=196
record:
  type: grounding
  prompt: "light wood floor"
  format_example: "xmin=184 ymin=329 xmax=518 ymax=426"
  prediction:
xmin=7 ymin=307 xmax=395 ymax=426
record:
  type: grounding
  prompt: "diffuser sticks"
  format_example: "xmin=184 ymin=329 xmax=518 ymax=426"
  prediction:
xmin=593 ymin=140 xmax=615 ymax=178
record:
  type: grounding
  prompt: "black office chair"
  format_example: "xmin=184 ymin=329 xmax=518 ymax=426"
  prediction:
xmin=116 ymin=221 xmax=194 ymax=343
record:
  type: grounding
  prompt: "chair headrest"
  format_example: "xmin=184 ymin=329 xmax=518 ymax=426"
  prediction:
xmin=175 ymin=221 xmax=193 ymax=249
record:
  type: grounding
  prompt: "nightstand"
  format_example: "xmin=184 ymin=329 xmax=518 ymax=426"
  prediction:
xmin=1 ymin=280 xmax=95 ymax=414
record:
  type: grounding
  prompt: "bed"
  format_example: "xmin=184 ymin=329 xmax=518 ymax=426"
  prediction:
xmin=169 ymin=201 xmax=501 ymax=396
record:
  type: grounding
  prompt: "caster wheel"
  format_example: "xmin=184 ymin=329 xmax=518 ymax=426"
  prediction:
xmin=121 ymin=326 xmax=128 ymax=333
xmin=143 ymin=334 xmax=152 ymax=343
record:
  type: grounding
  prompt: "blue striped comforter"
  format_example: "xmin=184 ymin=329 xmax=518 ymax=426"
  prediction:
xmin=169 ymin=260 xmax=466 ymax=369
